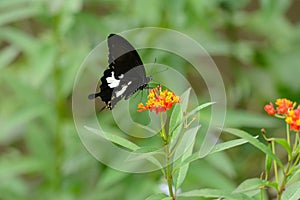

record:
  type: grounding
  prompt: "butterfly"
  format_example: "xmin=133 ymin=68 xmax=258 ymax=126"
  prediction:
xmin=88 ymin=34 xmax=152 ymax=110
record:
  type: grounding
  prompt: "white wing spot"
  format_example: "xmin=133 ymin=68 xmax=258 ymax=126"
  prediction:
xmin=118 ymin=74 xmax=124 ymax=79
xmin=106 ymin=72 xmax=120 ymax=88
xmin=115 ymin=82 xmax=132 ymax=97
xmin=115 ymin=85 xmax=128 ymax=97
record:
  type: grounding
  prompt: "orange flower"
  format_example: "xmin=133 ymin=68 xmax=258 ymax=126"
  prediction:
xmin=264 ymin=98 xmax=300 ymax=132
xmin=264 ymin=102 xmax=276 ymax=116
xmin=285 ymin=105 xmax=300 ymax=132
xmin=264 ymin=98 xmax=295 ymax=116
xmin=137 ymin=85 xmax=180 ymax=114
xmin=275 ymin=98 xmax=294 ymax=115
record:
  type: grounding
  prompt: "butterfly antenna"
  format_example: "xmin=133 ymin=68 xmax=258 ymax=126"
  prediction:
xmin=149 ymin=58 xmax=169 ymax=76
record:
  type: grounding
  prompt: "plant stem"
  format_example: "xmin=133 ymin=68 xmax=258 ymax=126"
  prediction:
xmin=271 ymin=141 xmax=279 ymax=184
xmin=160 ymin=113 xmax=167 ymax=143
xmin=286 ymin=124 xmax=291 ymax=151
xmin=165 ymin=153 xmax=175 ymax=200
xmin=160 ymin=113 xmax=175 ymax=199
xmin=277 ymin=162 xmax=291 ymax=200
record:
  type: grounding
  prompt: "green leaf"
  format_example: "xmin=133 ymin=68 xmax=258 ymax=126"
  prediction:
xmin=185 ymin=102 xmax=215 ymax=120
xmin=0 ymin=27 xmax=38 ymax=55
xmin=224 ymin=128 xmax=284 ymax=168
xmin=0 ymin=4 xmax=39 ymax=26
xmin=169 ymin=88 xmax=190 ymax=149
xmin=287 ymin=163 xmax=300 ymax=183
xmin=0 ymin=45 xmax=19 ymax=69
xmin=0 ymin=154 xmax=42 ymax=177
xmin=178 ymin=87 xmax=190 ymax=112
xmin=281 ymin=181 xmax=300 ymax=200
xmin=173 ymin=126 xmax=199 ymax=189
xmin=0 ymin=0 xmax=35 ymax=9
xmin=127 ymin=146 xmax=164 ymax=169
xmin=96 ymin=168 xmax=129 ymax=190
xmin=260 ymin=0 xmax=291 ymax=16
xmin=177 ymin=189 xmax=253 ymax=200
xmin=170 ymin=101 xmax=214 ymax=134
xmin=1 ymin=72 xmax=46 ymax=104
xmin=0 ymin=103 xmax=51 ymax=144
xmin=0 ymin=176 xmax=28 ymax=199
xmin=30 ymin=43 xmax=56 ymax=86
xmin=169 ymin=103 xmax=183 ymax=144
xmin=174 ymin=138 xmax=249 ymax=170
xmin=210 ymin=138 xmax=253 ymax=154
xmin=274 ymin=138 xmax=292 ymax=156
xmin=265 ymin=143 xmax=273 ymax=178
xmin=232 ymin=178 xmax=264 ymax=196
xmin=251 ymin=180 xmax=277 ymax=190
xmin=145 ymin=193 xmax=169 ymax=200
xmin=84 ymin=126 xmax=139 ymax=151
xmin=206 ymin=152 xmax=236 ymax=178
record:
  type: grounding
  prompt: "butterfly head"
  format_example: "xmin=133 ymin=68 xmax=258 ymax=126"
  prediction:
xmin=146 ymin=76 xmax=152 ymax=84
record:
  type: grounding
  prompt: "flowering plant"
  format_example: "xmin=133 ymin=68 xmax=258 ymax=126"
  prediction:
xmin=85 ymin=87 xmax=300 ymax=199
xmin=261 ymin=98 xmax=300 ymax=199
xmin=137 ymin=86 xmax=253 ymax=199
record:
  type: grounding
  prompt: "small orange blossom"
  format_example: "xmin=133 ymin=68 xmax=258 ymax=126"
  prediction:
xmin=137 ymin=85 xmax=180 ymax=114
xmin=264 ymin=98 xmax=300 ymax=132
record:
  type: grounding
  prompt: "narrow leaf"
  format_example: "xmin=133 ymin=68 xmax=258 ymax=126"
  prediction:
xmin=145 ymin=193 xmax=169 ymax=200
xmin=84 ymin=126 xmax=139 ymax=151
xmin=274 ymin=138 xmax=292 ymax=156
xmin=224 ymin=128 xmax=283 ymax=168
xmin=170 ymin=101 xmax=214 ymax=134
xmin=0 ymin=45 xmax=19 ymax=69
xmin=210 ymin=138 xmax=253 ymax=154
xmin=169 ymin=88 xmax=190 ymax=139
xmin=177 ymin=189 xmax=253 ymax=200
xmin=173 ymin=126 xmax=199 ymax=189
xmin=169 ymin=103 xmax=183 ymax=145
xmin=281 ymin=181 xmax=300 ymax=200
xmin=0 ymin=6 xmax=39 ymax=26
xmin=265 ymin=143 xmax=273 ymax=178
xmin=232 ymin=178 xmax=264 ymax=196
xmin=174 ymin=138 xmax=250 ymax=170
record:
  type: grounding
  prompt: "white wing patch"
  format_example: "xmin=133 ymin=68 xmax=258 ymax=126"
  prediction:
xmin=106 ymin=72 xmax=120 ymax=88
xmin=115 ymin=85 xmax=128 ymax=97
xmin=115 ymin=81 xmax=132 ymax=97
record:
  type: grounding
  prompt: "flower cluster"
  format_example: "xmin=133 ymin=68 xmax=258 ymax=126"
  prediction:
xmin=264 ymin=98 xmax=300 ymax=131
xmin=286 ymin=107 xmax=300 ymax=132
xmin=137 ymin=85 xmax=180 ymax=114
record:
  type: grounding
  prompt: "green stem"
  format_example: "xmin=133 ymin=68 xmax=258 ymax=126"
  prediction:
xmin=160 ymin=113 xmax=175 ymax=199
xmin=160 ymin=113 xmax=167 ymax=143
xmin=277 ymin=162 xmax=291 ymax=200
xmin=165 ymin=152 xmax=175 ymax=200
xmin=286 ymin=124 xmax=291 ymax=151
xmin=271 ymin=140 xmax=279 ymax=184
xmin=293 ymin=153 xmax=300 ymax=168
xmin=292 ymin=133 xmax=300 ymax=168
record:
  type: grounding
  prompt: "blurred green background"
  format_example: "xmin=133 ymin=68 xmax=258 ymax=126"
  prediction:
xmin=1 ymin=0 xmax=300 ymax=199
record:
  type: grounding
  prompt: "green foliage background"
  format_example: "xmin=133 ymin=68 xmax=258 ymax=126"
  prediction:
xmin=1 ymin=0 xmax=300 ymax=199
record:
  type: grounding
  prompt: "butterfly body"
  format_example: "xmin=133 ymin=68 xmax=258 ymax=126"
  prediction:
xmin=88 ymin=34 xmax=152 ymax=109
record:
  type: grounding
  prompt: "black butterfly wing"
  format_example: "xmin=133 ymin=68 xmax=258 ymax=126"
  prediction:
xmin=107 ymin=34 xmax=147 ymax=80
xmin=88 ymin=34 xmax=151 ymax=109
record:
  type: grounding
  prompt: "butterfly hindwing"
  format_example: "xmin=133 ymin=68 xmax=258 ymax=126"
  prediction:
xmin=88 ymin=34 xmax=152 ymax=109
